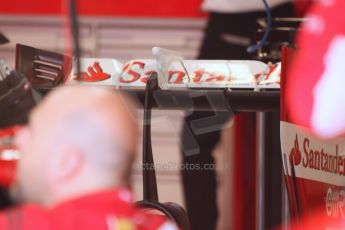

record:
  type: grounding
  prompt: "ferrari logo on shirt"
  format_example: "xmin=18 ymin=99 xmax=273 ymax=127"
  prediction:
xmin=106 ymin=215 xmax=135 ymax=230
xmin=116 ymin=218 xmax=135 ymax=230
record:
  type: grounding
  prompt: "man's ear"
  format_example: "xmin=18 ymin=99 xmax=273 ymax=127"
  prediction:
xmin=52 ymin=147 xmax=84 ymax=182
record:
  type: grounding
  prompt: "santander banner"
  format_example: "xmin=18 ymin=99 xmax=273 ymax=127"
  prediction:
xmin=281 ymin=122 xmax=345 ymax=217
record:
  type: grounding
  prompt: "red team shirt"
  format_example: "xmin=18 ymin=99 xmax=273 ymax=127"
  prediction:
xmin=0 ymin=189 xmax=177 ymax=230
xmin=287 ymin=0 xmax=345 ymax=139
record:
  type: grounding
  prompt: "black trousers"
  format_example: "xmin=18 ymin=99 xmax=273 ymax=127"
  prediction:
xmin=180 ymin=3 xmax=294 ymax=230
xmin=0 ymin=188 xmax=12 ymax=209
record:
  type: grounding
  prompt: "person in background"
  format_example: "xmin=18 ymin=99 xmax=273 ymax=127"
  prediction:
xmin=0 ymin=85 xmax=177 ymax=230
xmin=180 ymin=1 xmax=294 ymax=229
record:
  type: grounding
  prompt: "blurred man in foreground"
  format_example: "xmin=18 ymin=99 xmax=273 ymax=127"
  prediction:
xmin=0 ymin=85 xmax=177 ymax=230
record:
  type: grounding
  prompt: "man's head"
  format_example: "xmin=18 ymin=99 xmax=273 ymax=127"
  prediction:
xmin=11 ymin=85 xmax=138 ymax=207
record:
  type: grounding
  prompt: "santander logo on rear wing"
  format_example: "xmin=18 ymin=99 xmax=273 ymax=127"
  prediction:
xmin=66 ymin=47 xmax=280 ymax=90
xmin=67 ymin=58 xmax=121 ymax=86
xmin=72 ymin=62 xmax=111 ymax=82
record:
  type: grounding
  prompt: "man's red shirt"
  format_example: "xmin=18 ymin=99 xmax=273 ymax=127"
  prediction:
xmin=0 ymin=189 xmax=177 ymax=230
